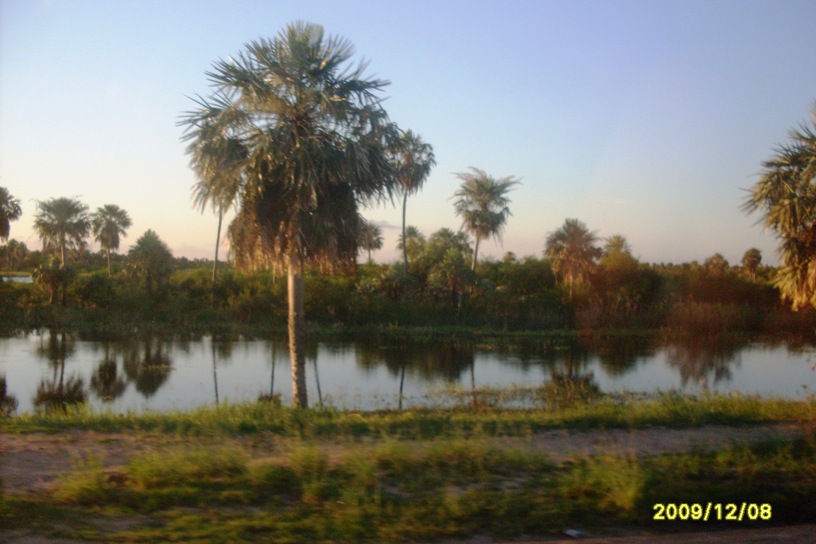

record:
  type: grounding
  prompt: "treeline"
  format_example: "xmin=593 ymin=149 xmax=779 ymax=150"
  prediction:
xmin=1 ymin=224 xmax=812 ymax=338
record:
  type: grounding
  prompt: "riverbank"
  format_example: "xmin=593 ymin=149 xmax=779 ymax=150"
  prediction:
xmin=2 ymin=396 xmax=815 ymax=542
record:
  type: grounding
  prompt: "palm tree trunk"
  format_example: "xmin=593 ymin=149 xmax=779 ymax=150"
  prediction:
xmin=402 ymin=192 xmax=409 ymax=271
xmin=288 ymin=256 xmax=308 ymax=409
xmin=106 ymin=248 xmax=112 ymax=278
xmin=212 ymin=209 xmax=223 ymax=287
xmin=313 ymin=356 xmax=323 ymax=408
xmin=471 ymin=237 xmax=481 ymax=272
xmin=211 ymin=340 xmax=220 ymax=405
xmin=398 ymin=362 xmax=406 ymax=410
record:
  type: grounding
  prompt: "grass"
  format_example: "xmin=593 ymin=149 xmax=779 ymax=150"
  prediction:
xmin=2 ymin=391 xmax=813 ymax=437
xmin=2 ymin=393 xmax=815 ymax=542
xmin=5 ymin=430 xmax=814 ymax=542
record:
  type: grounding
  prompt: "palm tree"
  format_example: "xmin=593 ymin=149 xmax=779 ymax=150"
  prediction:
xmin=704 ymin=253 xmax=729 ymax=276
xmin=91 ymin=204 xmax=132 ymax=277
xmin=603 ymin=234 xmax=632 ymax=256
xmin=545 ymin=218 xmax=602 ymax=299
xmin=128 ymin=230 xmax=173 ymax=297
xmin=394 ymin=130 xmax=435 ymax=270
xmin=180 ymin=22 xmax=400 ymax=408
xmin=743 ymin=103 xmax=816 ymax=308
xmin=397 ymin=225 xmax=426 ymax=267
xmin=451 ymin=167 xmax=519 ymax=271
xmin=359 ymin=221 xmax=384 ymax=263
xmin=190 ymin=135 xmax=247 ymax=286
xmin=741 ymin=248 xmax=762 ymax=281
xmin=33 ymin=197 xmax=90 ymax=266
xmin=0 ymin=186 xmax=22 ymax=243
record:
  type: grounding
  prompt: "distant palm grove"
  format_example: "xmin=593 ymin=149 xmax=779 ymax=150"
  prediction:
xmin=2 ymin=23 xmax=815 ymax=407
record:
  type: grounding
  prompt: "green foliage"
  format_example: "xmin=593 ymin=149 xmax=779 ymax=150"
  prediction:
xmin=743 ymin=103 xmax=816 ymax=309
xmin=33 ymin=196 xmax=90 ymax=266
xmin=128 ymin=229 xmax=174 ymax=297
xmin=0 ymin=186 xmax=22 ymax=242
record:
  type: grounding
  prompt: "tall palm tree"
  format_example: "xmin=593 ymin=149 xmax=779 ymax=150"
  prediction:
xmin=0 ymin=186 xmax=22 ymax=243
xmin=180 ymin=22 xmax=400 ymax=408
xmin=545 ymin=218 xmax=602 ymax=300
xmin=359 ymin=221 xmax=384 ymax=263
xmin=190 ymin=135 xmax=247 ymax=286
xmin=743 ymin=103 xmax=816 ymax=308
xmin=394 ymin=130 xmax=435 ymax=270
xmin=452 ymin=167 xmax=519 ymax=271
xmin=91 ymin=204 xmax=132 ymax=277
xmin=33 ymin=197 xmax=90 ymax=266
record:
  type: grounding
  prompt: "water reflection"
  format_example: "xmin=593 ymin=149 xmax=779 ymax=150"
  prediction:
xmin=34 ymin=330 xmax=87 ymax=413
xmin=0 ymin=331 xmax=813 ymax=414
xmin=90 ymin=356 xmax=126 ymax=403
xmin=665 ymin=336 xmax=745 ymax=389
xmin=355 ymin=339 xmax=476 ymax=408
xmin=122 ymin=336 xmax=173 ymax=397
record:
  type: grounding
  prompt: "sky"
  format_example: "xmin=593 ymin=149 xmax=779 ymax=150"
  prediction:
xmin=2 ymin=0 xmax=815 ymax=266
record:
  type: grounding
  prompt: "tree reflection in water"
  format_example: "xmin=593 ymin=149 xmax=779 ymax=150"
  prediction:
xmin=122 ymin=336 xmax=173 ymax=398
xmin=355 ymin=338 xmax=475 ymax=408
xmin=90 ymin=343 xmax=126 ymax=403
xmin=1 ymin=375 xmax=18 ymax=416
xmin=34 ymin=330 xmax=87 ymax=413
xmin=665 ymin=336 xmax=746 ymax=389
xmin=210 ymin=333 xmax=238 ymax=405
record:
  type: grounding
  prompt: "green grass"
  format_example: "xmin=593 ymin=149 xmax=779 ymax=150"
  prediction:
xmin=2 ymin=392 xmax=813 ymax=438
xmin=5 ymin=429 xmax=808 ymax=542
xmin=3 ymin=393 xmax=815 ymax=541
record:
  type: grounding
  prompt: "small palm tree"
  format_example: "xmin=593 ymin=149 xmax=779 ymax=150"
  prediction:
xmin=741 ymin=248 xmax=762 ymax=281
xmin=545 ymin=218 xmax=602 ymax=299
xmin=359 ymin=221 xmax=384 ymax=263
xmin=180 ymin=22 xmax=400 ymax=408
xmin=0 ymin=186 xmax=22 ymax=243
xmin=33 ymin=197 xmax=90 ymax=266
xmin=397 ymin=225 xmax=426 ymax=267
xmin=452 ymin=167 xmax=520 ymax=271
xmin=394 ymin=130 xmax=435 ymax=270
xmin=704 ymin=253 xmax=729 ymax=276
xmin=604 ymin=234 xmax=632 ymax=256
xmin=91 ymin=204 xmax=132 ymax=277
xmin=129 ymin=230 xmax=173 ymax=297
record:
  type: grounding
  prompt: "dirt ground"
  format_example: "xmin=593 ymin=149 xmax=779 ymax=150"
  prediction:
xmin=1 ymin=423 xmax=814 ymax=543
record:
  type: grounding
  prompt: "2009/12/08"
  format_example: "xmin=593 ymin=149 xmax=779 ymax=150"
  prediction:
xmin=653 ymin=503 xmax=772 ymax=521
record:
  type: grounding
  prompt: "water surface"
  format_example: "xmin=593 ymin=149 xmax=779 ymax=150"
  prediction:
xmin=1 ymin=332 xmax=814 ymax=414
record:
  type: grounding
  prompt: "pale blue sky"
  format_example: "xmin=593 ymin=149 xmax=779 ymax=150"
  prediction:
xmin=2 ymin=0 xmax=815 ymax=265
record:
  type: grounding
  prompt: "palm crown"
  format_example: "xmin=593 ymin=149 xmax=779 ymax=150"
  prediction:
xmin=452 ymin=167 xmax=519 ymax=270
xmin=545 ymin=218 xmax=602 ymax=298
xmin=180 ymin=22 xmax=399 ymax=272
xmin=743 ymin=103 xmax=816 ymax=307
xmin=0 ymin=186 xmax=22 ymax=242
xmin=91 ymin=204 xmax=132 ymax=276
xmin=33 ymin=197 xmax=90 ymax=266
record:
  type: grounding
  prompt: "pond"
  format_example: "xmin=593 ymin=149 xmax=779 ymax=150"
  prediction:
xmin=1 ymin=332 xmax=815 ymax=414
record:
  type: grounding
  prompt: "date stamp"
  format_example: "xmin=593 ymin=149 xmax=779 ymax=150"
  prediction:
xmin=653 ymin=503 xmax=772 ymax=521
